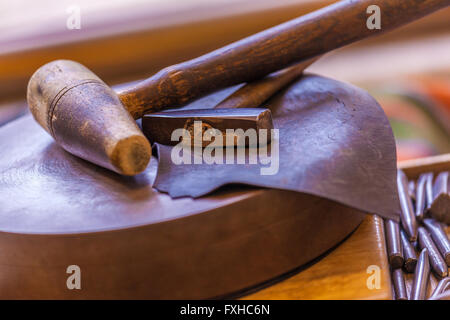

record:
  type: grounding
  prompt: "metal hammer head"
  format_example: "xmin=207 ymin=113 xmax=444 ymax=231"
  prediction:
xmin=27 ymin=60 xmax=151 ymax=176
xmin=142 ymin=108 xmax=273 ymax=147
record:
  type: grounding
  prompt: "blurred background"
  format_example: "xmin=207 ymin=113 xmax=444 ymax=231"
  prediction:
xmin=0 ymin=0 xmax=449 ymax=161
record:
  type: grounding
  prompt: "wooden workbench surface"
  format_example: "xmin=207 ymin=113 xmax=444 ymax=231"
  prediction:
xmin=242 ymin=214 xmax=392 ymax=300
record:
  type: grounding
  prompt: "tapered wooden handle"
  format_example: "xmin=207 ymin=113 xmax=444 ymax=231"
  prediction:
xmin=118 ymin=0 xmax=449 ymax=119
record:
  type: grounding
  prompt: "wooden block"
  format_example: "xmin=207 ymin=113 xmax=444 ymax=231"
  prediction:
xmin=241 ymin=215 xmax=392 ymax=300
xmin=0 ymin=115 xmax=366 ymax=299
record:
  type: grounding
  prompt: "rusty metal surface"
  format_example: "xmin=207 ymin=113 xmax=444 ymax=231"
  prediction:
xmin=153 ymin=74 xmax=401 ymax=220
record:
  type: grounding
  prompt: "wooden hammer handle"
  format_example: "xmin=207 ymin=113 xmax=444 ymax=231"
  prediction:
xmin=214 ymin=57 xmax=318 ymax=109
xmin=118 ymin=0 xmax=449 ymax=119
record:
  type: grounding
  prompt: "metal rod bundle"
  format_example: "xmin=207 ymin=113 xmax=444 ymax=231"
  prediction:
xmin=385 ymin=169 xmax=450 ymax=300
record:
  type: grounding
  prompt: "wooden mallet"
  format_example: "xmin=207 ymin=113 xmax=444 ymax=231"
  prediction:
xmin=27 ymin=0 xmax=448 ymax=175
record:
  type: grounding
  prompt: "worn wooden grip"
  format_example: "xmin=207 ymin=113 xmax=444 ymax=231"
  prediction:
xmin=118 ymin=0 xmax=448 ymax=118
xmin=27 ymin=60 xmax=152 ymax=175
